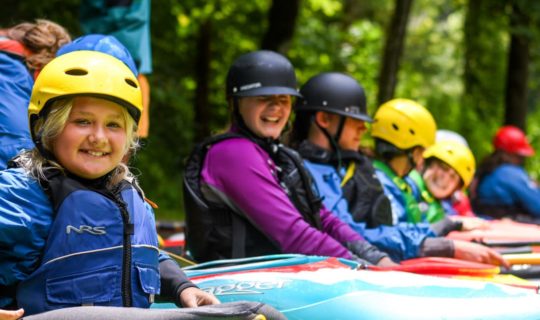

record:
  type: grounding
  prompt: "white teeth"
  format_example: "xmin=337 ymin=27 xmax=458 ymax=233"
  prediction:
xmin=264 ymin=117 xmax=279 ymax=122
xmin=87 ymin=151 xmax=106 ymax=157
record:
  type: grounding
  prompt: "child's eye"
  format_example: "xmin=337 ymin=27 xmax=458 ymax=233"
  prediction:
xmin=107 ymin=121 xmax=123 ymax=129
xmin=74 ymin=119 xmax=91 ymax=125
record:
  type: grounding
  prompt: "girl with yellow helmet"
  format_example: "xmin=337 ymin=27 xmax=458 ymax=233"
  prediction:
xmin=0 ymin=51 xmax=219 ymax=317
xmin=408 ymin=140 xmax=476 ymax=223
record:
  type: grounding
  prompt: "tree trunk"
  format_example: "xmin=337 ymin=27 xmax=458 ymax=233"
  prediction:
xmin=377 ymin=0 xmax=414 ymax=106
xmin=504 ymin=2 xmax=530 ymax=131
xmin=194 ymin=20 xmax=212 ymax=143
xmin=261 ymin=0 xmax=300 ymax=54
xmin=461 ymin=0 xmax=507 ymax=147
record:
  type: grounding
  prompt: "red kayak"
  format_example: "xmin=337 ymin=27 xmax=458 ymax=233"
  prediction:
xmin=447 ymin=219 xmax=540 ymax=245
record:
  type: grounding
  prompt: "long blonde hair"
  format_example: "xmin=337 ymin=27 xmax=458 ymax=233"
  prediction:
xmin=6 ymin=19 xmax=71 ymax=71
xmin=15 ymin=97 xmax=139 ymax=188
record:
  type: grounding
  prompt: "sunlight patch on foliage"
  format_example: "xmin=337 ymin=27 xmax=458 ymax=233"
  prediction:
xmin=307 ymin=0 xmax=342 ymax=16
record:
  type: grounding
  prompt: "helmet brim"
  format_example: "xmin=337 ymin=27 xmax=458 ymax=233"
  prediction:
xmin=516 ymin=145 xmax=535 ymax=157
xmin=234 ymin=86 xmax=302 ymax=98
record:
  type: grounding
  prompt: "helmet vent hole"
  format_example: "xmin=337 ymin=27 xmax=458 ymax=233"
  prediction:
xmin=409 ymin=129 xmax=415 ymax=135
xmin=392 ymin=123 xmax=399 ymax=131
xmin=125 ymin=78 xmax=138 ymax=88
xmin=65 ymin=68 xmax=88 ymax=76
xmin=447 ymin=150 xmax=454 ymax=155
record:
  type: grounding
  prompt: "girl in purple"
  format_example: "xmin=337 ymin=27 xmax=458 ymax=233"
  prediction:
xmin=184 ymin=51 xmax=395 ymax=267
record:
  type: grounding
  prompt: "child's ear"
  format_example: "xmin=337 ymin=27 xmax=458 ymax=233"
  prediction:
xmin=314 ymin=111 xmax=331 ymax=128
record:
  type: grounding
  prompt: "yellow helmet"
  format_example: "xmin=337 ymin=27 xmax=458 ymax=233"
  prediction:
xmin=28 ymin=50 xmax=142 ymax=137
xmin=423 ymin=140 xmax=476 ymax=187
xmin=371 ymin=99 xmax=437 ymax=150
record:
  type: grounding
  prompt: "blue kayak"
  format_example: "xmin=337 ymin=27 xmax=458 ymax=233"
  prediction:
xmin=153 ymin=254 xmax=540 ymax=319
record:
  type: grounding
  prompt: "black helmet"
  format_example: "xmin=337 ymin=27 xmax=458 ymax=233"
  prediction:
xmin=226 ymin=50 xmax=301 ymax=98
xmin=295 ymin=72 xmax=372 ymax=122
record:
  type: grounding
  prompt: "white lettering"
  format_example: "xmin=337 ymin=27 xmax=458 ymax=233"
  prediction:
xmin=66 ymin=225 xmax=107 ymax=235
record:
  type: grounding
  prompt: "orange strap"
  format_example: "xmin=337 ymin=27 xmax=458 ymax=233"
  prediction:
xmin=145 ymin=197 xmax=159 ymax=209
xmin=137 ymin=74 xmax=150 ymax=138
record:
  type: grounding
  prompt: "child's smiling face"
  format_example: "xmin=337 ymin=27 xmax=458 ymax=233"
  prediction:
xmin=53 ymin=96 xmax=128 ymax=179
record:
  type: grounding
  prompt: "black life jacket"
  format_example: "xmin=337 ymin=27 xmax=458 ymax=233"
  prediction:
xmin=297 ymin=141 xmax=393 ymax=228
xmin=183 ymin=132 xmax=323 ymax=262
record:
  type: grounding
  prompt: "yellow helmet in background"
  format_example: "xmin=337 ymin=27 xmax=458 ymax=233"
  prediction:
xmin=423 ymin=140 xmax=476 ymax=187
xmin=28 ymin=50 xmax=142 ymax=138
xmin=371 ymin=99 xmax=437 ymax=150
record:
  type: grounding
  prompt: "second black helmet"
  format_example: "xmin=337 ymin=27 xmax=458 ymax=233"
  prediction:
xmin=295 ymin=72 xmax=372 ymax=122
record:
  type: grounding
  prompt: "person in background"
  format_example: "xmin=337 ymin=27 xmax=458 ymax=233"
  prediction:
xmin=183 ymin=51 xmax=395 ymax=267
xmin=370 ymin=99 xmax=506 ymax=265
xmin=408 ymin=140 xmax=488 ymax=230
xmin=473 ymin=125 xmax=540 ymax=223
xmin=0 ymin=51 xmax=218 ymax=317
xmin=80 ymin=0 xmax=152 ymax=138
xmin=0 ymin=19 xmax=70 ymax=169
xmin=289 ymin=72 xmax=504 ymax=265
xmin=435 ymin=130 xmax=476 ymax=217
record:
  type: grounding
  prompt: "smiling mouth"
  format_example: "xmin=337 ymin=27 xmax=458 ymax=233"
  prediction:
xmin=82 ymin=150 xmax=109 ymax=157
xmin=262 ymin=116 xmax=280 ymax=123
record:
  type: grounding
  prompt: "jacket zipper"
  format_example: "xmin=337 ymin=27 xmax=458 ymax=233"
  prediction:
xmin=116 ymin=194 xmax=133 ymax=307
xmin=101 ymin=187 xmax=134 ymax=308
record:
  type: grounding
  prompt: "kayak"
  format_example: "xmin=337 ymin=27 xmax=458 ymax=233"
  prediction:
xmin=447 ymin=219 xmax=540 ymax=244
xmin=152 ymin=254 xmax=540 ymax=319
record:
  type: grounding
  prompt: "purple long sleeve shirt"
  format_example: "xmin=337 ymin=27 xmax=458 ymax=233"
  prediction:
xmin=201 ymin=136 xmax=363 ymax=259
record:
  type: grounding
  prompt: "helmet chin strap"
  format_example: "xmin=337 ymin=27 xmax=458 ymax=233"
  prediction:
xmin=313 ymin=114 xmax=346 ymax=175
xmin=404 ymin=149 xmax=417 ymax=176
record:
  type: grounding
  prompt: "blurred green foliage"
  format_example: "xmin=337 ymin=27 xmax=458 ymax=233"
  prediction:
xmin=2 ymin=0 xmax=540 ymax=218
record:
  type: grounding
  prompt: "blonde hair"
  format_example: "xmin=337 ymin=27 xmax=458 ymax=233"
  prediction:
xmin=15 ymin=97 xmax=139 ymax=188
xmin=7 ymin=19 xmax=71 ymax=71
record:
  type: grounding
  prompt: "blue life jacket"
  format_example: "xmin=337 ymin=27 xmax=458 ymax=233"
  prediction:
xmin=16 ymin=171 xmax=160 ymax=315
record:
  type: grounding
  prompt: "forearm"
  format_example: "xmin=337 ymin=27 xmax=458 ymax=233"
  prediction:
xmin=430 ymin=217 xmax=462 ymax=236
xmin=159 ymin=259 xmax=197 ymax=307
xmin=419 ymin=237 xmax=454 ymax=258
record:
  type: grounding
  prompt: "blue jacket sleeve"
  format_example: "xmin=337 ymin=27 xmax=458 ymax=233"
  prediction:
xmin=304 ymin=160 xmax=434 ymax=262
xmin=478 ymin=164 xmax=540 ymax=217
xmin=0 ymin=168 xmax=52 ymax=307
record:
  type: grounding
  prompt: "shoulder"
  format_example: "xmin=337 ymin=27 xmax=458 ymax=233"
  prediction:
xmin=0 ymin=167 xmax=40 ymax=190
xmin=375 ymin=170 xmax=401 ymax=195
xmin=303 ymin=159 xmax=334 ymax=174
xmin=488 ymin=164 xmax=527 ymax=181
xmin=375 ymin=169 xmax=391 ymax=185
xmin=206 ymin=136 xmax=266 ymax=163
xmin=496 ymin=163 xmax=525 ymax=174
xmin=0 ymin=52 xmax=33 ymax=85
xmin=0 ymin=168 xmax=51 ymax=217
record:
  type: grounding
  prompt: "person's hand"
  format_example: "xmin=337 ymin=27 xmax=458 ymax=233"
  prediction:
xmin=451 ymin=216 xmax=490 ymax=231
xmin=453 ymin=240 xmax=510 ymax=268
xmin=376 ymin=257 xmax=399 ymax=267
xmin=0 ymin=308 xmax=24 ymax=320
xmin=179 ymin=287 xmax=220 ymax=307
